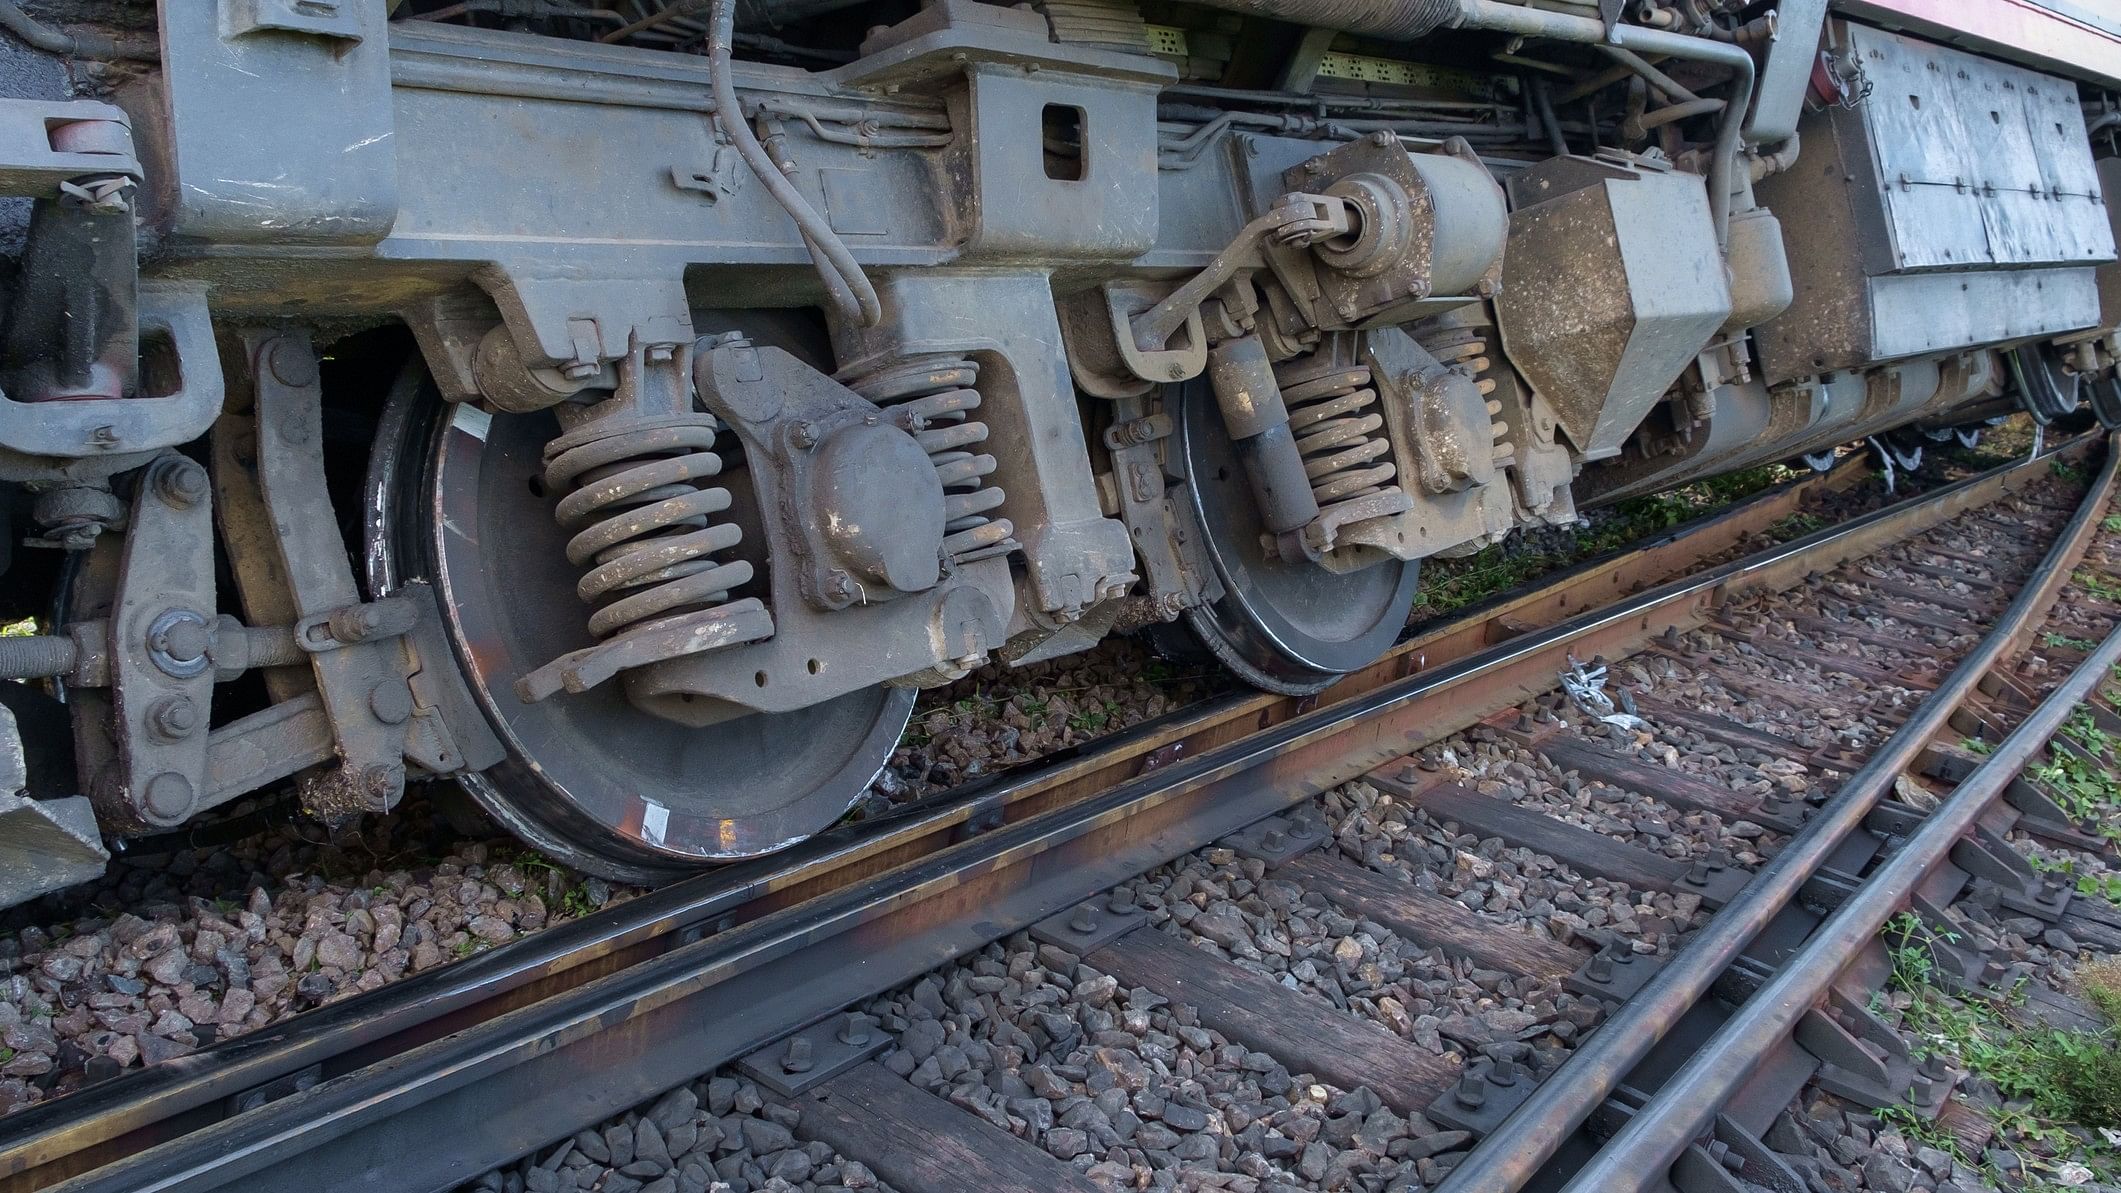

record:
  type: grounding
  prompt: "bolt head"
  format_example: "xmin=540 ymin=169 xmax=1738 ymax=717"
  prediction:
xmin=266 ymin=338 xmax=319 ymax=388
xmin=562 ymin=360 xmax=600 ymax=381
xmin=142 ymin=771 xmax=196 ymax=821
xmin=369 ymin=680 xmax=414 ymax=726
xmin=780 ymin=1036 xmax=814 ymax=1074
xmin=148 ymin=696 xmax=198 ymax=741
xmin=156 ymin=460 xmax=210 ymax=509
xmin=1069 ymin=905 xmax=1100 ymax=934
xmin=155 ymin=615 xmax=212 ymax=664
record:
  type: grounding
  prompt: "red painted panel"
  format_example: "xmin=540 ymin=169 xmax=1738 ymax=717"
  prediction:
xmin=1841 ymin=0 xmax=2121 ymax=88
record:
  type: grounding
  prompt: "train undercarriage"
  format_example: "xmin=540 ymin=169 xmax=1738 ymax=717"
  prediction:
xmin=0 ymin=0 xmax=2118 ymax=901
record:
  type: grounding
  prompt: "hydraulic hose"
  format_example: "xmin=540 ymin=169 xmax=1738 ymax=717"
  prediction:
xmin=704 ymin=0 xmax=880 ymax=327
xmin=0 ymin=0 xmax=157 ymax=61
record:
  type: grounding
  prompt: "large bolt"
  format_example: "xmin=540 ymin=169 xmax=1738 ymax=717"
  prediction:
xmin=1453 ymin=1064 xmax=1489 ymax=1109
xmin=790 ymin=421 xmax=821 ymax=450
xmin=1069 ymin=904 xmax=1100 ymax=935
xmin=148 ymin=696 xmax=198 ymax=741
xmin=266 ymin=338 xmax=319 ymax=388
xmin=780 ymin=1036 xmax=814 ymax=1074
xmin=1105 ymin=891 xmax=1135 ymax=916
xmin=151 ymin=615 xmax=211 ymax=664
xmin=836 ymin=1013 xmax=871 ymax=1047
xmin=155 ymin=459 xmax=210 ymax=509
xmin=142 ymin=772 xmax=196 ymax=821
xmin=825 ymin=572 xmax=857 ymax=602
xmin=330 ymin=605 xmax=386 ymax=643
xmin=1260 ymin=828 xmax=1287 ymax=852
xmin=369 ymin=680 xmax=413 ymax=726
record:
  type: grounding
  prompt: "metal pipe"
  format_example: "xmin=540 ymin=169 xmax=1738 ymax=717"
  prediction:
xmin=702 ymin=0 xmax=880 ymax=326
xmin=1454 ymin=0 xmax=1755 ymax=245
xmin=1596 ymin=44 xmax=1702 ymax=104
xmin=1636 ymin=95 xmax=1723 ymax=131
xmin=1432 ymin=435 xmax=2120 ymax=1193
xmin=0 ymin=0 xmax=156 ymax=61
xmin=1567 ymin=524 xmax=2121 ymax=1191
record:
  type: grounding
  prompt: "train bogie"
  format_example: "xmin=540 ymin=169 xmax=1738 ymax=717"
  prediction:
xmin=0 ymin=0 xmax=2115 ymax=901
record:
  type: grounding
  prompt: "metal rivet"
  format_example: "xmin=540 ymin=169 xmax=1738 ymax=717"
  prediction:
xmin=142 ymin=772 xmax=196 ymax=821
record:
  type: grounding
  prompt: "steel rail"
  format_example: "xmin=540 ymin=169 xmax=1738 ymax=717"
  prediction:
xmin=1 ymin=439 xmax=2083 ymax=1193
xmin=1433 ymin=432 xmax=2121 ymax=1193
xmin=0 ymin=446 xmax=1898 ymax=1189
xmin=1569 ymin=548 xmax=2121 ymax=1191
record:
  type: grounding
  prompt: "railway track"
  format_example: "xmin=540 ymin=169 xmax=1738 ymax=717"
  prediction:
xmin=5 ymin=433 xmax=2115 ymax=1193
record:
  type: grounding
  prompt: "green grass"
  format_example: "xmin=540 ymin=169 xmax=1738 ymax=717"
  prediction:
xmin=1415 ymin=464 xmax=1802 ymax=614
xmin=2045 ymin=633 xmax=2099 ymax=651
xmin=2027 ymin=746 xmax=2121 ymax=841
xmin=2075 ymin=570 xmax=2121 ymax=602
xmin=1878 ymin=916 xmax=2121 ymax=1187
xmin=2103 ymin=514 xmax=2121 ymax=534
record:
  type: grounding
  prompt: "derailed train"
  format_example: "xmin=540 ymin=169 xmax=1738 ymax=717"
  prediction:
xmin=0 ymin=0 xmax=2115 ymax=902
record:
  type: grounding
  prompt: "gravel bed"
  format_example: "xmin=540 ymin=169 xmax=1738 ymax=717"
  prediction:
xmin=1128 ymin=839 xmax=1593 ymax=1066
xmin=462 ymin=1075 xmax=903 ymax=1193
xmin=0 ymin=801 xmax=640 ymax=1112
xmin=1320 ymin=781 xmax=1710 ymax=952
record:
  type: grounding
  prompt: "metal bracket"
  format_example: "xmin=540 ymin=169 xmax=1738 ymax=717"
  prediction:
xmin=97 ymin=454 xmax=218 ymax=831
xmin=228 ymin=1062 xmax=323 ymax=1116
xmin=1671 ymin=1115 xmax=1812 ymax=1193
xmin=0 ymin=283 xmax=225 ymax=466
xmin=1029 ymin=892 xmax=1147 ymax=955
xmin=2004 ymin=776 xmax=2111 ymax=851
xmin=1674 ymin=853 xmax=1751 ymax=910
xmin=1954 ymin=825 xmax=2070 ymax=922
xmin=0 ymin=100 xmax=140 ymax=197
xmin=1427 ymin=1059 xmax=1538 ymax=1136
xmin=737 ymin=1014 xmax=893 ymax=1097
xmin=246 ymin=330 xmax=412 ymax=815
xmin=1566 ymin=939 xmax=1665 ymax=1004
xmin=671 ymin=148 xmax=745 ymax=205
xmin=1218 ymin=809 xmax=1329 ymax=869
xmin=223 ymin=0 xmax=365 ymax=42
xmin=1799 ymin=989 xmax=1949 ymax=1115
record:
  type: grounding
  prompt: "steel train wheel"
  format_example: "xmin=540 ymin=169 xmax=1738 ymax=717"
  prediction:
xmin=1167 ymin=380 xmax=1419 ymax=696
xmin=366 ymin=366 xmax=912 ymax=883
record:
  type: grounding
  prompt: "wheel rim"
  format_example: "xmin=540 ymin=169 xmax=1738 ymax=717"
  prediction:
xmin=1170 ymin=380 xmax=1418 ymax=695
xmin=367 ymin=371 xmax=912 ymax=881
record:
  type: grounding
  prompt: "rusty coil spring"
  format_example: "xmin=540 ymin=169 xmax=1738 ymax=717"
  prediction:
xmin=1278 ymin=361 xmax=1402 ymax=513
xmin=850 ymin=356 xmax=1017 ymax=564
xmin=542 ymin=412 xmax=753 ymax=641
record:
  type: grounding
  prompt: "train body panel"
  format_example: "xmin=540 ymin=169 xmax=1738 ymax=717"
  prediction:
xmin=0 ymin=0 xmax=2115 ymax=902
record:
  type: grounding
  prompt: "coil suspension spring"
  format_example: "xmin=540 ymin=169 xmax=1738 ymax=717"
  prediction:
xmin=542 ymin=407 xmax=754 ymax=642
xmin=1274 ymin=353 xmax=1403 ymax=517
xmin=849 ymin=355 xmax=1017 ymax=564
xmin=1419 ymin=329 xmax=1512 ymax=466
